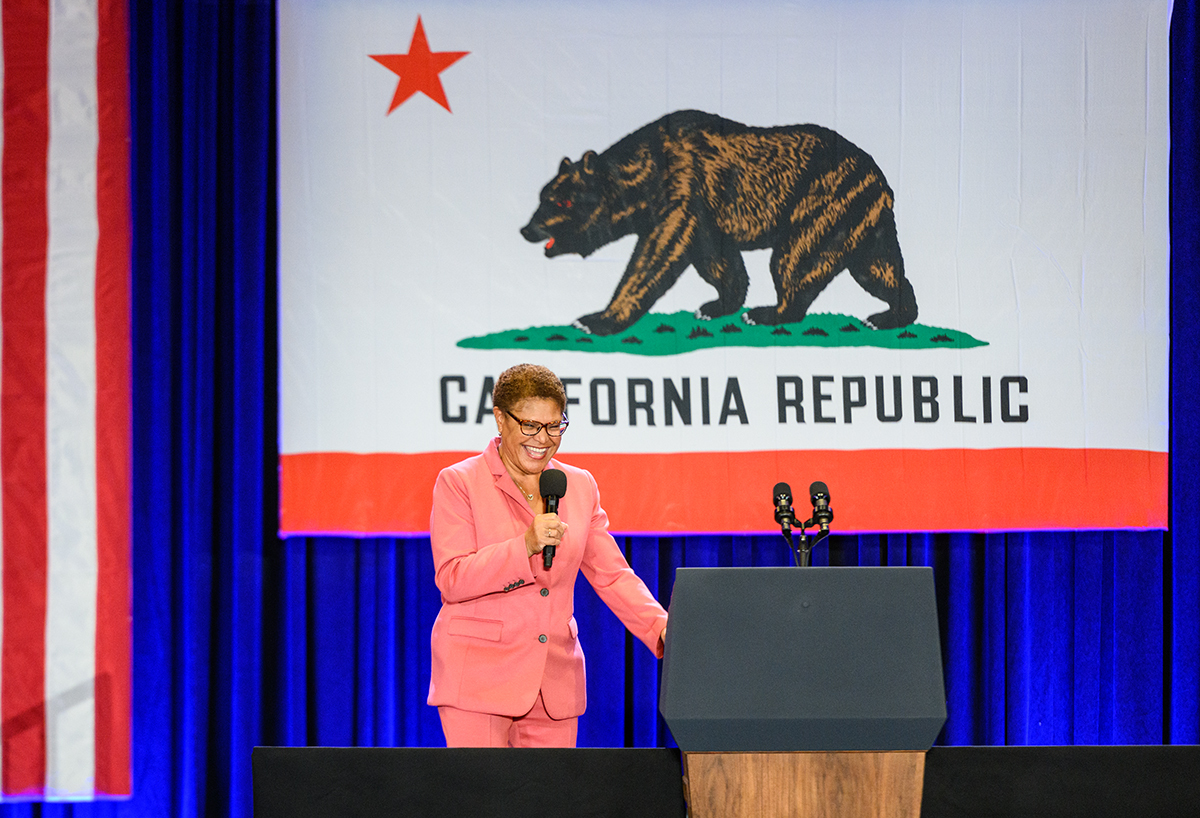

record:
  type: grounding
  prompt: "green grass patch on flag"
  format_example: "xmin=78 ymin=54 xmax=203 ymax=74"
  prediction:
xmin=457 ymin=310 xmax=988 ymax=356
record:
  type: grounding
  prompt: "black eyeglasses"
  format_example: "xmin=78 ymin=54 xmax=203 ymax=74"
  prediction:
xmin=505 ymin=409 xmax=569 ymax=437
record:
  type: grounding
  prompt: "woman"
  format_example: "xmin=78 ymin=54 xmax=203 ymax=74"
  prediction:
xmin=427 ymin=363 xmax=668 ymax=747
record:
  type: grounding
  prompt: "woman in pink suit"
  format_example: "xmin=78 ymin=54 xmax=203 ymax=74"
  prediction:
xmin=428 ymin=363 xmax=668 ymax=747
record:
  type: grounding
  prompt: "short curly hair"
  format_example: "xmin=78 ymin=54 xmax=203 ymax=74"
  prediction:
xmin=492 ymin=363 xmax=567 ymax=414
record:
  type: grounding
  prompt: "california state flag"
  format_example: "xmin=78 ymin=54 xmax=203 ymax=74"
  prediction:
xmin=279 ymin=0 xmax=1169 ymax=536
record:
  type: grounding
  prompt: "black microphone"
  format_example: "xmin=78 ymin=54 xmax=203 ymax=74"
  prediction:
xmin=773 ymin=482 xmax=795 ymax=535
xmin=809 ymin=481 xmax=833 ymax=533
xmin=539 ymin=469 xmax=567 ymax=569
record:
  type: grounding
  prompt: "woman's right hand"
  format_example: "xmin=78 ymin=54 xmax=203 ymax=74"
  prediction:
xmin=525 ymin=512 xmax=568 ymax=557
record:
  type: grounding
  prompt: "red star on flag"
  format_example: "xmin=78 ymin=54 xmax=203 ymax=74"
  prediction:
xmin=370 ymin=17 xmax=469 ymax=114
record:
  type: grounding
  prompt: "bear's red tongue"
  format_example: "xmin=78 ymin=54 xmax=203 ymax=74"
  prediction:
xmin=546 ymin=238 xmax=555 ymax=250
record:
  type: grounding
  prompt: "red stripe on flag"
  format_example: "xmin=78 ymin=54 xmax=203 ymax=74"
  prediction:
xmin=280 ymin=451 xmax=456 ymax=535
xmin=93 ymin=0 xmax=133 ymax=795
xmin=1 ymin=0 xmax=51 ymax=795
xmin=280 ymin=448 xmax=1168 ymax=535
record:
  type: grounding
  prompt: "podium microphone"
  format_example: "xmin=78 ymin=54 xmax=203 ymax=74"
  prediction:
xmin=809 ymin=481 xmax=833 ymax=533
xmin=773 ymin=482 xmax=795 ymax=536
xmin=540 ymin=469 xmax=567 ymax=569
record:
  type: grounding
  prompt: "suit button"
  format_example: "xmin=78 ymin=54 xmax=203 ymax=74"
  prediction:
xmin=538 ymin=634 xmax=547 ymax=643
xmin=540 ymin=588 xmax=549 ymax=597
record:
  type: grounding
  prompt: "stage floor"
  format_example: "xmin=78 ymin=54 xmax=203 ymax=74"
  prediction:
xmin=253 ymin=745 xmax=1200 ymax=818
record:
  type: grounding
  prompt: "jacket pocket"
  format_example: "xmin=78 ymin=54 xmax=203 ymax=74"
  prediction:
xmin=447 ymin=616 xmax=503 ymax=642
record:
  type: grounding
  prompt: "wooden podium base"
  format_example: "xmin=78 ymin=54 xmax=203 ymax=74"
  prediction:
xmin=682 ymin=751 xmax=925 ymax=818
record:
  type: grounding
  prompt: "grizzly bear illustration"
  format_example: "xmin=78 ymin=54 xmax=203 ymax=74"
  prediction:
xmin=520 ymin=109 xmax=917 ymax=336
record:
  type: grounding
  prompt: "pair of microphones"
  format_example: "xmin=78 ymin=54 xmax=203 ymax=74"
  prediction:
xmin=772 ymin=481 xmax=833 ymax=537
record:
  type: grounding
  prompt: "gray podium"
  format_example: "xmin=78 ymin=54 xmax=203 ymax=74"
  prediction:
xmin=659 ymin=567 xmax=947 ymax=818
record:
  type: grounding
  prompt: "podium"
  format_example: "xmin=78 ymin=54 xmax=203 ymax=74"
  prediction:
xmin=659 ymin=567 xmax=946 ymax=818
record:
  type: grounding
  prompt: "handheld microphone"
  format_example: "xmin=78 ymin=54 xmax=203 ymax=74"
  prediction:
xmin=539 ymin=469 xmax=568 ymax=569
xmin=809 ymin=481 xmax=833 ymax=533
xmin=773 ymin=482 xmax=795 ymax=535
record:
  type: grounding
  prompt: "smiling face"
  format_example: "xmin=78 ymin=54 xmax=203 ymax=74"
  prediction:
xmin=494 ymin=397 xmax=565 ymax=478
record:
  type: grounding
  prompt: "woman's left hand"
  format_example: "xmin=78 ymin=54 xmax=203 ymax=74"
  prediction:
xmin=525 ymin=512 xmax=568 ymax=557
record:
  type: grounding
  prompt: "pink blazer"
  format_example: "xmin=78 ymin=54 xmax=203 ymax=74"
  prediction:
xmin=427 ymin=439 xmax=668 ymax=719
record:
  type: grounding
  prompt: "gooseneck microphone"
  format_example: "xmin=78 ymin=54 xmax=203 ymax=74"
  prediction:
xmin=772 ymin=479 xmax=834 ymax=567
xmin=809 ymin=481 xmax=833 ymax=533
xmin=539 ymin=469 xmax=567 ymax=569
xmin=773 ymin=482 xmax=795 ymax=536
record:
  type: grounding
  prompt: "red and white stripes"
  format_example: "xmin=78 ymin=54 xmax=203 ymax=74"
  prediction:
xmin=0 ymin=0 xmax=129 ymax=800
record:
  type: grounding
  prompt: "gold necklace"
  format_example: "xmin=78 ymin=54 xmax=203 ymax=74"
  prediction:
xmin=513 ymin=477 xmax=536 ymax=502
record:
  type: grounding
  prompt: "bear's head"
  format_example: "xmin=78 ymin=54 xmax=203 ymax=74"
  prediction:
xmin=520 ymin=151 xmax=614 ymax=258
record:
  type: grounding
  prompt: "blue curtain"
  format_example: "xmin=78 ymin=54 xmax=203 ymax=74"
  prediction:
xmin=0 ymin=1 xmax=1195 ymax=816
xmin=1167 ymin=0 xmax=1200 ymax=747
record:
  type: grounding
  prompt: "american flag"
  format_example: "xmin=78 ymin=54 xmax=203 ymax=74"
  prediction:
xmin=0 ymin=0 xmax=130 ymax=800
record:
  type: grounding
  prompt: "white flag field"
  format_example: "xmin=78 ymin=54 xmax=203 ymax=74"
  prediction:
xmin=279 ymin=0 xmax=1169 ymax=535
